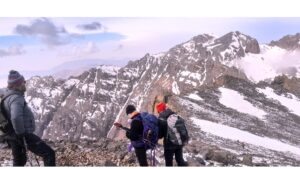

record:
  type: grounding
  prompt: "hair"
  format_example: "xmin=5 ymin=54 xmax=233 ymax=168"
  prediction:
xmin=126 ymin=105 xmax=136 ymax=115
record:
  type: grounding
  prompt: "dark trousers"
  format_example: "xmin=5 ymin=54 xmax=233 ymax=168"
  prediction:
xmin=7 ymin=133 xmax=56 ymax=166
xmin=164 ymin=147 xmax=186 ymax=166
xmin=134 ymin=147 xmax=148 ymax=166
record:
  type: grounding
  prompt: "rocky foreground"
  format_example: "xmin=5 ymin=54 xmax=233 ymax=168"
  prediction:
xmin=0 ymin=138 xmax=278 ymax=166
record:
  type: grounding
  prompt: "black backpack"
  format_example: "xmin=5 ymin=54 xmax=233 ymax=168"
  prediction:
xmin=166 ymin=114 xmax=189 ymax=146
xmin=0 ymin=94 xmax=15 ymax=142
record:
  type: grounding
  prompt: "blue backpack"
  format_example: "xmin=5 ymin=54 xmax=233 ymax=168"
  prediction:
xmin=132 ymin=112 xmax=159 ymax=149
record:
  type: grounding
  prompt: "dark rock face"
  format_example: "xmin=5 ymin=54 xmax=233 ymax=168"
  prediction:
xmin=270 ymin=75 xmax=300 ymax=98
xmin=214 ymin=31 xmax=260 ymax=56
xmin=270 ymin=33 xmax=300 ymax=50
xmin=242 ymin=154 xmax=253 ymax=166
xmin=205 ymin=149 xmax=239 ymax=166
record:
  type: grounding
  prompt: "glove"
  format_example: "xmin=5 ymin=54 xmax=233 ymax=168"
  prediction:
xmin=127 ymin=143 xmax=133 ymax=152
xmin=126 ymin=131 xmax=131 ymax=138
xmin=113 ymin=122 xmax=123 ymax=128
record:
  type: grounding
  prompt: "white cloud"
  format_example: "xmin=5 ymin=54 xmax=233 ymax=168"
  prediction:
xmin=57 ymin=42 xmax=101 ymax=58
xmin=76 ymin=22 xmax=102 ymax=31
xmin=0 ymin=18 xmax=32 ymax=36
xmin=0 ymin=44 xmax=25 ymax=57
xmin=14 ymin=18 xmax=70 ymax=46
xmin=237 ymin=45 xmax=300 ymax=82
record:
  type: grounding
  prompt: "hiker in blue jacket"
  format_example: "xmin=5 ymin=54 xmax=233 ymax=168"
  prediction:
xmin=1 ymin=70 xmax=55 ymax=166
xmin=114 ymin=105 xmax=148 ymax=166
xmin=157 ymin=102 xmax=188 ymax=166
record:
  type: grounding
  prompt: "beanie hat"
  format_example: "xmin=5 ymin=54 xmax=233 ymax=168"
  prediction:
xmin=7 ymin=70 xmax=25 ymax=86
xmin=156 ymin=102 xmax=166 ymax=113
xmin=126 ymin=105 xmax=136 ymax=115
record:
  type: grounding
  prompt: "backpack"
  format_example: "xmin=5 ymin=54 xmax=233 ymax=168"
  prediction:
xmin=166 ymin=114 xmax=189 ymax=146
xmin=132 ymin=112 xmax=159 ymax=149
xmin=0 ymin=93 xmax=15 ymax=142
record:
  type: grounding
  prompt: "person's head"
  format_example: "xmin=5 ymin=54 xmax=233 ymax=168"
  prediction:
xmin=126 ymin=105 xmax=136 ymax=116
xmin=156 ymin=102 xmax=166 ymax=114
xmin=7 ymin=70 xmax=26 ymax=93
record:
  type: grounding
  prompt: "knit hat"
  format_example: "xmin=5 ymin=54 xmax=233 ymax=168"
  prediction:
xmin=126 ymin=105 xmax=136 ymax=115
xmin=7 ymin=70 xmax=25 ymax=87
xmin=156 ymin=102 xmax=166 ymax=113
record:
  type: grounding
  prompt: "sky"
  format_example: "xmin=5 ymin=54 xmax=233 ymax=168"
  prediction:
xmin=1 ymin=0 xmax=300 ymax=87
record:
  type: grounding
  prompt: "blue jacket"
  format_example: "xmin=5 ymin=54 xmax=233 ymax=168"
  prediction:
xmin=126 ymin=113 xmax=145 ymax=148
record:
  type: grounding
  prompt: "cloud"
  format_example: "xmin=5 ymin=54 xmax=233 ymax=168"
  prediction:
xmin=115 ymin=44 xmax=123 ymax=51
xmin=58 ymin=42 xmax=100 ymax=58
xmin=14 ymin=18 xmax=70 ymax=46
xmin=84 ymin=42 xmax=100 ymax=53
xmin=77 ymin=22 xmax=102 ymax=31
xmin=0 ymin=44 xmax=25 ymax=57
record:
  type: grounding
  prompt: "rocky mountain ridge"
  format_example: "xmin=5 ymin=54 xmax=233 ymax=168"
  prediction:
xmin=2 ymin=31 xmax=300 ymax=166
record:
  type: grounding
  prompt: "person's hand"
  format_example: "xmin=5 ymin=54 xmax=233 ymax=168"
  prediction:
xmin=113 ymin=122 xmax=123 ymax=128
xmin=126 ymin=131 xmax=131 ymax=138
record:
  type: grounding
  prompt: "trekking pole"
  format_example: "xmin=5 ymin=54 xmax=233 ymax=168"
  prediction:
xmin=34 ymin=154 xmax=40 ymax=166
xmin=148 ymin=142 xmax=156 ymax=166
xmin=23 ymin=137 xmax=40 ymax=166
xmin=23 ymin=137 xmax=33 ymax=166
xmin=150 ymin=149 xmax=155 ymax=166
xmin=149 ymin=149 xmax=153 ymax=166
xmin=153 ymin=148 xmax=156 ymax=166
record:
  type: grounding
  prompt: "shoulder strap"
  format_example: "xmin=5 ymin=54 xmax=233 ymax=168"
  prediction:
xmin=132 ymin=114 xmax=142 ymax=122
xmin=167 ymin=113 xmax=177 ymax=119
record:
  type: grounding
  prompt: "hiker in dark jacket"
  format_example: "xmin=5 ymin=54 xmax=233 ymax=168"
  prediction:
xmin=114 ymin=105 xmax=148 ymax=166
xmin=1 ymin=70 xmax=55 ymax=166
xmin=157 ymin=102 xmax=187 ymax=166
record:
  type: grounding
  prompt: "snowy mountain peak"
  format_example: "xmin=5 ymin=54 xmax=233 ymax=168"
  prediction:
xmin=192 ymin=33 xmax=216 ymax=44
xmin=216 ymin=31 xmax=260 ymax=54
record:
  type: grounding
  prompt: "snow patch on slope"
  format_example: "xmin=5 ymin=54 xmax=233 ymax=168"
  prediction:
xmin=172 ymin=81 xmax=180 ymax=95
xmin=64 ymin=79 xmax=80 ymax=89
xmin=191 ymin=117 xmax=300 ymax=158
xmin=182 ymin=41 xmax=196 ymax=53
xmin=219 ymin=87 xmax=267 ymax=119
xmin=186 ymin=92 xmax=203 ymax=101
xmin=257 ymin=87 xmax=300 ymax=117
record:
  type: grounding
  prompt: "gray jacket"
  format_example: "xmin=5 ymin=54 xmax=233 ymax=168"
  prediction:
xmin=1 ymin=88 xmax=35 ymax=135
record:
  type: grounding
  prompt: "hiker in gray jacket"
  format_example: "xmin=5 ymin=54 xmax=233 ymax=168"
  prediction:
xmin=1 ymin=70 xmax=55 ymax=166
